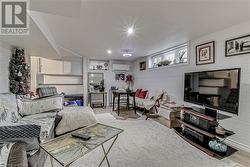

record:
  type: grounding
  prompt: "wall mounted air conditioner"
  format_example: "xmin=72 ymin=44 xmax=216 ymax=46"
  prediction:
xmin=112 ymin=64 xmax=130 ymax=71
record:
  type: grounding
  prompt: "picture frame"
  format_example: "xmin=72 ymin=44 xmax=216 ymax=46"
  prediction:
xmin=196 ymin=41 xmax=215 ymax=65
xmin=225 ymin=34 xmax=250 ymax=57
xmin=139 ymin=61 xmax=146 ymax=71
xmin=115 ymin=74 xmax=125 ymax=81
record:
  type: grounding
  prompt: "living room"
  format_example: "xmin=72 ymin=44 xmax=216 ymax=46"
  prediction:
xmin=1 ymin=0 xmax=250 ymax=167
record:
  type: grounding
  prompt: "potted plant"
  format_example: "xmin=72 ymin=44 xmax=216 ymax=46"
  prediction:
xmin=161 ymin=60 xmax=171 ymax=66
xmin=99 ymin=80 xmax=105 ymax=92
xmin=125 ymin=74 xmax=134 ymax=92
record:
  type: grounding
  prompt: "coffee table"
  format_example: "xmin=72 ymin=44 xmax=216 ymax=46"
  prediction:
xmin=40 ymin=123 xmax=123 ymax=167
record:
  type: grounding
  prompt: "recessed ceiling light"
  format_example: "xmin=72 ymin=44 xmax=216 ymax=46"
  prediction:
xmin=107 ymin=50 xmax=112 ymax=54
xmin=127 ymin=27 xmax=134 ymax=36
xmin=123 ymin=53 xmax=132 ymax=57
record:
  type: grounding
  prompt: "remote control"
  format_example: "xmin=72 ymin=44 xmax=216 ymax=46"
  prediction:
xmin=71 ymin=133 xmax=91 ymax=140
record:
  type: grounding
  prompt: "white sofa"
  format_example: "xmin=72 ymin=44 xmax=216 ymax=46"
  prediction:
xmin=0 ymin=93 xmax=97 ymax=167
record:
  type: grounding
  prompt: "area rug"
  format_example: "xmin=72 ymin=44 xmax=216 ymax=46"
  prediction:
xmin=44 ymin=113 xmax=238 ymax=167
xmin=111 ymin=109 xmax=140 ymax=120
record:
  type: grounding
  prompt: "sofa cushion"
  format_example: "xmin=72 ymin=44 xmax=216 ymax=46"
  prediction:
xmin=55 ymin=107 xmax=97 ymax=136
xmin=36 ymin=87 xmax=58 ymax=98
xmin=19 ymin=112 xmax=57 ymax=143
xmin=135 ymin=89 xmax=142 ymax=97
xmin=0 ymin=93 xmax=20 ymax=126
xmin=7 ymin=142 xmax=28 ymax=167
xmin=138 ymin=90 xmax=148 ymax=99
xmin=17 ymin=95 xmax=63 ymax=116
xmin=0 ymin=142 xmax=15 ymax=167
xmin=2 ymin=137 xmax=40 ymax=152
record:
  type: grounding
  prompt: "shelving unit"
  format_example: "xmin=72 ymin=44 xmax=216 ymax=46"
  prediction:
xmin=174 ymin=107 xmax=237 ymax=158
xmin=174 ymin=127 xmax=237 ymax=158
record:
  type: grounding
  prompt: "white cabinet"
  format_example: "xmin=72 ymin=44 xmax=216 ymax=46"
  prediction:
xmin=39 ymin=58 xmax=82 ymax=75
xmin=39 ymin=58 xmax=63 ymax=74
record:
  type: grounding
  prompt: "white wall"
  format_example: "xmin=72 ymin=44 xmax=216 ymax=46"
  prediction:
xmin=0 ymin=41 xmax=12 ymax=93
xmin=87 ymin=60 xmax=133 ymax=105
xmin=132 ymin=20 xmax=250 ymax=152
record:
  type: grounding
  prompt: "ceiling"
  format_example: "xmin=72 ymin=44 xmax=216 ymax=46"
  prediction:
xmin=1 ymin=0 xmax=250 ymax=61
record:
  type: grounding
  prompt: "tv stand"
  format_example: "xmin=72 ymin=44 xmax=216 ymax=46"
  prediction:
xmin=174 ymin=107 xmax=237 ymax=158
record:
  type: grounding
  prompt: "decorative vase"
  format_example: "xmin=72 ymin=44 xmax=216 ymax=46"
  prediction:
xmin=208 ymin=139 xmax=227 ymax=153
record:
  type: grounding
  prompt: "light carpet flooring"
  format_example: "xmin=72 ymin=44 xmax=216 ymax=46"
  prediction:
xmin=43 ymin=110 xmax=248 ymax=167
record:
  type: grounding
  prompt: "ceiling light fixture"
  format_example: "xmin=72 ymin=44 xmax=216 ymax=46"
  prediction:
xmin=122 ymin=49 xmax=133 ymax=57
xmin=127 ymin=26 xmax=134 ymax=36
xmin=107 ymin=50 xmax=112 ymax=54
xmin=123 ymin=53 xmax=132 ymax=57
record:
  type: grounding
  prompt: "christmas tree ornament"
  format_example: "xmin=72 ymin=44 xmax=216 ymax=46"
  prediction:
xmin=17 ymin=71 xmax=22 ymax=76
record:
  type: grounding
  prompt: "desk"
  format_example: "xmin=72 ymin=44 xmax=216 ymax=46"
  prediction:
xmin=89 ymin=92 xmax=107 ymax=108
xmin=112 ymin=91 xmax=136 ymax=116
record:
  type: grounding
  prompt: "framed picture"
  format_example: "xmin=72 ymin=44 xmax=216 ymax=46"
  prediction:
xmin=115 ymin=74 xmax=125 ymax=81
xmin=196 ymin=41 xmax=215 ymax=65
xmin=225 ymin=34 xmax=250 ymax=57
xmin=139 ymin=61 xmax=146 ymax=71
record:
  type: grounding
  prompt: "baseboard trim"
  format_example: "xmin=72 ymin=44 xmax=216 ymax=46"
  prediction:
xmin=225 ymin=138 xmax=250 ymax=153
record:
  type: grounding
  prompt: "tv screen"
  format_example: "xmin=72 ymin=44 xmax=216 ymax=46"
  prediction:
xmin=184 ymin=68 xmax=241 ymax=114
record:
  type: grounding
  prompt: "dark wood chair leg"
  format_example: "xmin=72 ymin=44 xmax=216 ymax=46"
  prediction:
xmin=127 ymin=94 xmax=129 ymax=110
xmin=155 ymin=106 xmax=158 ymax=113
xmin=118 ymin=94 xmax=120 ymax=116
xmin=112 ymin=93 xmax=115 ymax=111
xmin=133 ymin=95 xmax=136 ymax=114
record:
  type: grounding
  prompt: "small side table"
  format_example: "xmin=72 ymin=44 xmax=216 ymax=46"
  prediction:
xmin=112 ymin=91 xmax=136 ymax=116
xmin=89 ymin=92 xmax=107 ymax=108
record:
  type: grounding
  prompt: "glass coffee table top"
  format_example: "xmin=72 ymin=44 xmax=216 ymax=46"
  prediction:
xmin=40 ymin=123 xmax=123 ymax=167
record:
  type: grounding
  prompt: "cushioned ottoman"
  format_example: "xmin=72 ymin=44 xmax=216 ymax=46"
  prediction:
xmin=55 ymin=106 xmax=97 ymax=136
xmin=157 ymin=105 xmax=180 ymax=128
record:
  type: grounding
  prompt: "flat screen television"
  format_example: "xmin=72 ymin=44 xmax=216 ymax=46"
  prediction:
xmin=184 ymin=68 xmax=241 ymax=114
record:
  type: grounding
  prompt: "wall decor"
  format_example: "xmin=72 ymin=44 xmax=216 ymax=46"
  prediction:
xmin=139 ymin=61 xmax=146 ymax=71
xmin=115 ymin=74 xmax=125 ymax=81
xmin=196 ymin=41 xmax=215 ymax=65
xmin=225 ymin=34 xmax=250 ymax=57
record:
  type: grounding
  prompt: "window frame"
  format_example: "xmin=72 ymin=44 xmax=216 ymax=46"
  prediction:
xmin=148 ymin=42 xmax=189 ymax=69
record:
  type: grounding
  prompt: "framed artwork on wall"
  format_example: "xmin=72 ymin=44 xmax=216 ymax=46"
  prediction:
xmin=196 ymin=41 xmax=215 ymax=65
xmin=139 ymin=61 xmax=146 ymax=71
xmin=115 ymin=74 xmax=125 ymax=81
xmin=225 ymin=34 xmax=250 ymax=57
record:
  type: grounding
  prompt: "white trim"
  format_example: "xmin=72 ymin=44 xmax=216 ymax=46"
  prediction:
xmin=148 ymin=62 xmax=189 ymax=71
xmin=225 ymin=138 xmax=250 ymax=153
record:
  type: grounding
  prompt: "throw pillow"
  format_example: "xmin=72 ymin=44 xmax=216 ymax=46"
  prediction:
xmin=138 ymin=90 xmax=148 ymax=99
xmin=0 ymin=124 xmax=41 ymax=152
xmin=55 ymin=107 xmax=97 ymax=136
xmin=17 ymin=94 xmax=63 ymax=116
xmin=0 ymin=93 xmax=20 ymax=126
xmin=36 ymin=87 xmax=58 ymax=98
xmin=135 ymin=89 xmax=142 ymax=97
xmin=0 ymin=124 xmax=41 ymax=140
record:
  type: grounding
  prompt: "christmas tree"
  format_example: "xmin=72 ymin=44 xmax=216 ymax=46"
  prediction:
xmin=9 ymin=48 xmax=30 ymax=95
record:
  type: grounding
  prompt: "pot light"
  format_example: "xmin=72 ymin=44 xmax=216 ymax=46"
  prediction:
xmin=127 ymin=27 xmax=134 ymax=36
xmin=107 ymin=50 xmax=112 ymax=54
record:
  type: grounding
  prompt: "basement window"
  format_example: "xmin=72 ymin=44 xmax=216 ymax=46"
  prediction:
xmin=148 ymin=43 xmax=189 ymax=68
